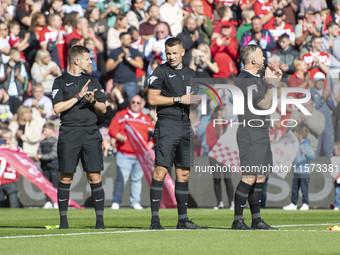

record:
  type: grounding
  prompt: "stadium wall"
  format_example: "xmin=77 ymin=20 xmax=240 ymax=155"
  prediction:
xmin=18 ymin=156 xmax=335 ymax=208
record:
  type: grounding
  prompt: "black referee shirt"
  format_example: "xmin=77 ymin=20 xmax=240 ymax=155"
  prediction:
xmin=236 ymin=70 xmax=270 ymax=129
xmin=148 ymin=63 xmax=196 ymax=119
xmin=52 ymin=72 xmax=106 ymax=127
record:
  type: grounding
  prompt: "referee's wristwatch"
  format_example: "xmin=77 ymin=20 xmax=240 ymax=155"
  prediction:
xmin=173 ymin=96 xmax=181 ymax=104
xmin=74 ymin=93 xmax=82 ymax=101
xmin=91 ymin=99 xmax=97 ymax=107
xmin=267 ymin=83 xmax=275 ymax=89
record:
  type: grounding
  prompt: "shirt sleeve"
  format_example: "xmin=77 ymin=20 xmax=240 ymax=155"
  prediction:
xmin=244 ymin=79 xmax=265 ymax=106
xmin=252 ymin=85 xmax=265 ymax=106
xmin=51 ymin=78 xmax=64 ymax=105
xmin=93 ymin=79 xmax=106 ymax=103
xmin=148 ymin=66 xmax=164 ymax=90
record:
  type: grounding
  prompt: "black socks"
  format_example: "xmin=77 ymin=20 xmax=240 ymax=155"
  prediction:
xmin=175 ymin=181 xmax=189 ymax=224
xmin=91 ymin=182 xmax=105 ymax=229
xmin=58 ymin=181 xmax=70 ymax=229
xmin=150 ymin=178 xmax=163 ymax=223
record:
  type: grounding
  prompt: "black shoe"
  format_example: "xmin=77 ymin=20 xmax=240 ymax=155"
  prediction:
xmin=231 ymin=220 xmax=254 ymax=230
xmin=58 ymin=223 xmax=69 ymax=229
xmin=177 ymin=220 xmax=207 ymax=230
xmin=150 ymin=222 xmax=164 ymax=230
xmin=251 ymin=220 xmax=278 ymax=230
xmin=95 ymin=221 xmax=106 ymax=229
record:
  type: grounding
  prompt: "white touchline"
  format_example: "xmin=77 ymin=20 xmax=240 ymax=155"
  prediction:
xmin=272 ymin=223 xmax=340 ymax=228
xmin=1 ymin=223 xmax=338 ymax=239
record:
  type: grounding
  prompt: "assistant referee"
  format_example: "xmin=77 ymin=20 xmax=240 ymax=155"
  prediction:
xmin=52 ymin=45 xmax=106 ymax=229
xmin=148 ymin=37 xmax=203 ymax=230
xmin=232 ymin=45 xmax=282 ymax=230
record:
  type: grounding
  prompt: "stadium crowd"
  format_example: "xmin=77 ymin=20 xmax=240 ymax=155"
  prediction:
xmin=0 ymin=0 xmax=340 ymax=210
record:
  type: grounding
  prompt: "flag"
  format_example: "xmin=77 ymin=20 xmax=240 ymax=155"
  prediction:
xmin=125 ymin=121 xmax=177 ymax=208
xmin=208 ymin=125 xmax=299 ymax=179
xmin=0 ymin=149 xmax=83 ymax=209
xmin=208 ymin=124 xmax=241 ymax=171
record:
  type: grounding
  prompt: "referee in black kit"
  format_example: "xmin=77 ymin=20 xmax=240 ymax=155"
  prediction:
xmin=148 ymin=38 xmax=203 ymax=230
xmin=52 ymin=45 xmax=106 ymax=229
xmin=232 ymin=45 xmax=282 ymax=230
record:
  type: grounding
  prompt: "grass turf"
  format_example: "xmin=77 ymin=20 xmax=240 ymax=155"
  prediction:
xmin=1 ymin=208 xmax=340 ymax=255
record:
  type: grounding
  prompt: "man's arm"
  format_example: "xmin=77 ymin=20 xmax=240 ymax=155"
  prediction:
xmin=86 ymin=89 xmax=106 ymax=115
xmin=256 ymin=88 xmax=274 ymax=110
xmin=106 ymin=52 xmax=124 ymax=72
xmin=148 ymin=89 xmax=191 ymax=106
xmin=53 ymin=79 xmax=90 ymax=115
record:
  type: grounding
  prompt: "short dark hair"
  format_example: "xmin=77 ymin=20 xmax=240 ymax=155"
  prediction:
xmin=296 ymin=126 xmax=309 ymax=139
xmin=43 ymin=122 xmax=55 ymax=131
xmin=147 ymin=4 xmax=158 ymax=13
xmin=311 ymin=35 xmax=321 ymax=44
xmin=278 ymin=33 xmax=290 ymax=42
xmin=119 ymin=31 xmax=130 ymax=40
xmin=68 ymin=45 xmax=90 ymax=64
xmin=217 ymin=6 xmax=230 ymax=18
xmin=327 ymin=21 xmax=337 ymax=30
xmin=48 ymin=13 xmax=61 ymax=24
xmin=9 ymin=47 xmax=19 ymax=55
xmin=8 ymin=20 xmax=19 ymax=29
xmin=128 ymin=26 xmax=138 ymax=34
xmin=68 ymin=38 xmax=81 ymax=49
xmin=165 ymin=37 xmax=182 ymax=48
xmin=251 ymin=15 xmax=261 ymax=22
xmin=240 ymin=45 xmax=260 ymax=65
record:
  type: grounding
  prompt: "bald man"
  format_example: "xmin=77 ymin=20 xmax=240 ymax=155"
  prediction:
xmin=177 ymin=17 xmax=205 ymax=66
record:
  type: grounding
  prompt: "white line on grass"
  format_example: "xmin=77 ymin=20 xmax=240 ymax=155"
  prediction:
xmin=273 ymin=223 xmax=340 ymax=227
xmin=1 ymin=223 xmax=339 ymax=239
xmin=0 ymin=229 xmax=179 ymax=239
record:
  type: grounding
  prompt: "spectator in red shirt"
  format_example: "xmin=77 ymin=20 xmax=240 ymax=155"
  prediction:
xmin=8 ymin=20 xmax=29 ymax=63
xmin=266 ymin=8 xmax=295 ymax=45
xmin=211 ymin=6 xmax=237 ymax=42
xmin=66 ymin=17 xmax=103 ymax=53
xmin=0 ymin=129 xmax=21 ymax=208
xmin=302 ymin=35 xmax=330 ymax=80
xmin=210 ymin=21 xmax=239 ymax=78
xmin=39 ymin=13 xmax=67 ymax=71
xmin=239 ymin=0 xmax=257 ymax=10
xmin=108 ymin=95 xmax=154 ymax=210
xmin=28 ymin=12 xmax=46 ymax=42
xmin=288 ymin=58 xmax=314 ymax=98
xmin=253 ymin=0 xmax=284 ymax=30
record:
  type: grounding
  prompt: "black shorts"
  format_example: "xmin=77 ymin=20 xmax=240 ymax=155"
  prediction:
xmin=237 ymin=127 xmax=272 ymax=176
xmin=57 ymin=125 xmax=104 ymax=173
xmin=154 ymin=118 xmax=193 ymax=168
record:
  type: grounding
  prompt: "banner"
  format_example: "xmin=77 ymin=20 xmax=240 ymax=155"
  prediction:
xmin=125 ymin=121 xmax=177 ymax=208
xmin=271 ymin=130 xmax=299 ymax=179
xmin=208 ymin=124 xmax=241 ymax=171
xmin=0 ymin=149 xmax=83 ymax=209
xmin=208 ymin=126 xmax=299 ymax=179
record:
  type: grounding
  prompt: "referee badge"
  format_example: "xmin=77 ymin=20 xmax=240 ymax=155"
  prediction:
xmin=149 ymin=76 xmax=158 ymax=85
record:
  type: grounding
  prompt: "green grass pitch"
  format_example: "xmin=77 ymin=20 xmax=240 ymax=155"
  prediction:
xmin=1 ymin=208 xmax=340 ymax=255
